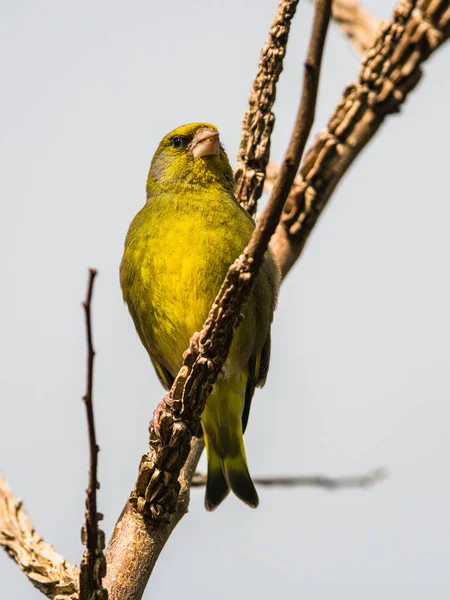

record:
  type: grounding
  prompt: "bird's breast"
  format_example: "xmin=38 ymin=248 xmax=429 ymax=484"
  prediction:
xmin=123 ymin=208 xmax=251 ymax=375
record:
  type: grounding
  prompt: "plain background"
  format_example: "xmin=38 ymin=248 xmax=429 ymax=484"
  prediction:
xmin=1 ymin=1 xmax=449 ymax=598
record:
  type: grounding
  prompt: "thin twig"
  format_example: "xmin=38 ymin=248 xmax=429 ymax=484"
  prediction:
xmin=191 ymin=467 xmax=387 ymax=489
xmin=80 ymin=269 xmax=107 ymax=600
xmin=234 ymin=0 xmax=300 ymax=217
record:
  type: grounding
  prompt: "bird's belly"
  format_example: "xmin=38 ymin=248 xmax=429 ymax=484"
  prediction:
xmin=142 ymin=240 xmax=236 ymax=374
xmin=150 ymin=270 xmax=212 ymax=371
xmin=124 ymin=212 xmax=257 ymax=378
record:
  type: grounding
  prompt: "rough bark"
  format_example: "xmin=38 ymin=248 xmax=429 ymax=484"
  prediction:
xmin=0 ymin=474 xmax=80 ymax=600
xmin=104 ymin=1 xmax=332 ymax=598
xmin=102 ymin=439 xmax=203 ymax=600
xmin=271 ymin=0 xmax=450 ymax=277
xmin=234 ymin=0 xmax=300 ymax=217
xmin=1 ymin=1 xmax=448 ymax=599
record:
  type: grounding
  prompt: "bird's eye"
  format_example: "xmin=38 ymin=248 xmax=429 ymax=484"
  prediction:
xmin=172 ymin=137 xmax=184 ymax=149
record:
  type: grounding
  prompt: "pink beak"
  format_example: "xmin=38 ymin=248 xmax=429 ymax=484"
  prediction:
xmin=190 ymin=127 xmax=220 ymax=158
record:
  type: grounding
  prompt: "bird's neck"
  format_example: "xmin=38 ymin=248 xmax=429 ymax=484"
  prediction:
xmin=147 ymin=155 xmax=235 ymax=198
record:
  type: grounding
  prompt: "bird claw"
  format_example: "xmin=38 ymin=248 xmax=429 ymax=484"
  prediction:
xmin=183 ymin=331 xmax=201 ymax=360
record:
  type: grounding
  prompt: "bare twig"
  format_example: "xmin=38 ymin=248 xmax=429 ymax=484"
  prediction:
xmin=80 ymin=269 xmax=107 ymax=600
xmin=329 ymin=0 xmax=380 ymax=54
xmin=0 ymin=473 xmax=79 ymax=599
xmin=234 ymin=0 xmax=300 ymax=217
xmin=104 ymin=3 xmax=332 ymax=598
xmin=192 ymin=467 xmax=387 ymax=489
xmin=271 ymin=0 xmax=450 ymax=277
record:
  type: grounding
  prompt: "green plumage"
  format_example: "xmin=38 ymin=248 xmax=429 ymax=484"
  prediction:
xmin=120 ymin=123 xmax=280 ymax=509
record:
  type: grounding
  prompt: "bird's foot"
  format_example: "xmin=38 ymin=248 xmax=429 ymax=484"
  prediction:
xmin=183 ymin=331 xmax=201 ymax=360
xmin=150 ymin=394 xmax=170 ymax=435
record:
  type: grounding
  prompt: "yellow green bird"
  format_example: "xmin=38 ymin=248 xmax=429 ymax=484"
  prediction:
xmin=120 ymin=122 xmax=280 ymax=510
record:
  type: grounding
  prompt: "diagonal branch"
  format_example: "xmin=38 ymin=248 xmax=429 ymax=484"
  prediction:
xmin=79 ymin=269 xmax=107 ymax=600
xmin=130 ymin=0 xmax=331 ymax=526
xmin=271 ymin=0 xmax=450 ymax=277
xmin=104 ymin=5 xmax=449 ymax=596
xmin=132 ymin=0 xmax=332 ymax=524
xmin=0 ymin=473 xmax=79 ymax=600
xmin=103 ymin=2 xmax=332 ymax=598
xmin=235 ymin=0 xmax=381 ymax=223
xmin=103 ymin=438 xmax=204 ymax=600
xmin=234 ymin=0 xmax=300 ymax=217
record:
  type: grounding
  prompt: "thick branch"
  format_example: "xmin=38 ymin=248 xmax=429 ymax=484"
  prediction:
xmin=105 ymin=4 xmax=450 ymax=596
xmin=79 ymin=269 xmax=107 ymax=600
xmin=129 ymin=0 xmax=331 ymax=524
xmin=126 ymin=0 xmax=331 ymax=524
xmin=192 ymin=467 xmax=386 ymax=489
xmin=271 ymin=0 xmax=450 ymax=277
xmin=0 ymin=473 xmax=79 ymax=600
xmin=103 ymin=439 xmax=204 ymax=600
xmin=234 ymin=0 xmax=300 ymax=217
xmin=104 ymin=3 xmax=332 ymax=598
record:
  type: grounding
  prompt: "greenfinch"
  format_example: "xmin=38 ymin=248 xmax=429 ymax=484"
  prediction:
xmin=120 ymin=123 xmax=280 ymax=510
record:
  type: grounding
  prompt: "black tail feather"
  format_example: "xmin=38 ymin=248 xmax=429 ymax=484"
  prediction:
xmin=224 ymin=455 xmax=259 ymax=508
xmin=205 ymin=461 xmax=230 ymax=511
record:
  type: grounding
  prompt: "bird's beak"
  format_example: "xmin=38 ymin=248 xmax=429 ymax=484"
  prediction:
xmin=190 ymin=128 xmax=220 ymax=159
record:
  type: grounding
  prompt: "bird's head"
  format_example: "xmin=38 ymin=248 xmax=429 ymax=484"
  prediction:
xmin=146 ymin=123 xmax=235 ymax=197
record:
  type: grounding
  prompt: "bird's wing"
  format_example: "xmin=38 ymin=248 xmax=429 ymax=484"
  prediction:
xmin=126 ymin=300 xmax=175 ymax=391
xmin=242 ymin=332 xmax=271 ymax=433
xmin=151 ymin=357 xmax=175 ymax=391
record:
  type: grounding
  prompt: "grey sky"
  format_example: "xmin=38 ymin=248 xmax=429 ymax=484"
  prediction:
xmin=1 ymin=0 xmax=449 ymax=598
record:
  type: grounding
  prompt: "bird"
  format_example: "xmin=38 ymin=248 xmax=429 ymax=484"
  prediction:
xmin=120 ymin=122 xmax=280 ymax=510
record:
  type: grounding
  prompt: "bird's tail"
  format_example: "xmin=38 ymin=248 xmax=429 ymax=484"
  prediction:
xmin=223 ymin=448 xmax=259 ymax=508
xmin=204 ymin=444 xmax=230 ymax=510
xmin=202 ymin=379 xmax=259 ymax=511
xmin=204 ymin=438 xmax=259 ymax=511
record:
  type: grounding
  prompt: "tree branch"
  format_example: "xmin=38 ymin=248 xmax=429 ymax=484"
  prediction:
xmin=79 ymin=269 xmax=107 ymax=600
xmin=191 ymin=467 xmax=387 ymax=489
xmin=103 ymin=439 xmax=204 ymax=600
xmin=0 ymin=473 xmax=79 ymax=599
xmin=104 ymin=2 xmax=332 ymax=598
xmin=128 ymin=0 xmax=331 ymax=525
xmin=4 ymin=2 xmax=448 ymax=600
xmin=329 ymin=0 xmax=380 ymax=54
xmin=271 ymin=0 xmax=450 ymax=277
xmin=234 ymin=0 xmax=300 ymax=217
